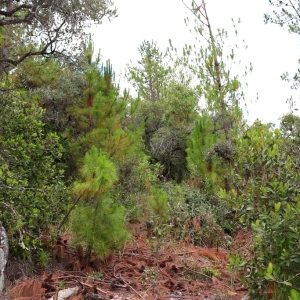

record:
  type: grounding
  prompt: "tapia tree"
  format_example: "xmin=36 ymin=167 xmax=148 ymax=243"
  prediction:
xmin=0 ymin=0 xmax=117 ymax=75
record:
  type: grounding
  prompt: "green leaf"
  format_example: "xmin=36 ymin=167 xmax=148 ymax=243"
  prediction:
xmin=264 ymin=273 xmax=274 ymax=281
xmin=274 ymin=202 xmax=281 ymax=212
xmin=289 ymin=289 xmax=300 ymax=300
xmin=266 ymin=262 xmax=273 ymax=275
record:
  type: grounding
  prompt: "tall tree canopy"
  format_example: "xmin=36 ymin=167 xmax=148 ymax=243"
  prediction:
xmin=265 ymin=0 xmax=300 ymax=34
xmin=0 ymin=0 xmax=116 ymax=75
xmin=128 ymin=40 xmax=171 ymax=102
xmin=265 ymin=0 xmax=300 ymax=103
xmin=127 ymin=40 xmax=198 ymax=181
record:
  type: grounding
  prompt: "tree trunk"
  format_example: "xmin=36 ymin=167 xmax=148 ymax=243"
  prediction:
xmin=0 ymin=1 xmax=12 ymax=76
xmin=0 ymin=222 xmax=8 ymax=293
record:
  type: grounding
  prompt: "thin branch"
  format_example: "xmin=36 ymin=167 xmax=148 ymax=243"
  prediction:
xmin=288 ymin=0 xmax=300 ymax=19
xmin=58 ymin=195 xmax=82 ymax=231
xmin=0 ymin=19 xmax=66 ymax=72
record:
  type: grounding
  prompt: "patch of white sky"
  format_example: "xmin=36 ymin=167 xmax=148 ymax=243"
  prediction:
xmin=90 ymin=0 xmax=300 ymax=126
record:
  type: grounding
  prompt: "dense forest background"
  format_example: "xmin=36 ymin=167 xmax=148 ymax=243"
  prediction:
xmin=1 ymin=0 xmax=300 ymax=299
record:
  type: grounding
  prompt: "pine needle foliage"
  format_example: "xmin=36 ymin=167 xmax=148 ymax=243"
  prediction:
xmin=70 ymin=146 xmax=129 ymax=259
xmin=69 ymin=197 xmax=128 ymax=259
xmin=73 ymin=146 xmax=118 ymax=198
xmin=148 ymin=187 xmax=169 ymax=222
xmin=187 ymin=113 xmax=217 ymax=179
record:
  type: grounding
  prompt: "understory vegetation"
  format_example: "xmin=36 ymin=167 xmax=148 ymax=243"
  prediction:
xmin=1 ymin=0 xmax=300 ymax=299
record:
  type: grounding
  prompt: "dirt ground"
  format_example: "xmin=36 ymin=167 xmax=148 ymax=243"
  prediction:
xmin=2 ymin=227 xmax=250 ymax=300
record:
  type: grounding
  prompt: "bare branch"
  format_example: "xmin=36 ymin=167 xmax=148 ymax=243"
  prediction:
xmin=0 ymin=20 xmax=66 ymax=68
xmin=0 ymin=15 xmax=33 ymax=26
xmin=0 ymin=4 xmax=33 ymax=17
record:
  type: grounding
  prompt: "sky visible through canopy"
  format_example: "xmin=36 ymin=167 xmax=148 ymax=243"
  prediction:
xmin=91 ymin=0 xmax=300 ymax=126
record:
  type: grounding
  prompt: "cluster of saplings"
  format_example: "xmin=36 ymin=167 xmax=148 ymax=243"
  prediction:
xmin=1 ymin=0 xmax=300 ymax=299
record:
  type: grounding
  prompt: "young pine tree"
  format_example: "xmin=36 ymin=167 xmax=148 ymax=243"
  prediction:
xmin=69 ymin=146 xmax=129 ymax=261
xmin=184 ymin=0 xmax=247 ymax=191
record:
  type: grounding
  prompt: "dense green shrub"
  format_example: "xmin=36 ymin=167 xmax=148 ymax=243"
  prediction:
xmin=0 ymin=89 xmax=69 ymax=256
xmin=220 ymin=121 xmax=300 ymax=298
xmin=248 ymin=202 xmax=300 ymax=299
xmin=168 ymin=184 xmax=229 ymax=247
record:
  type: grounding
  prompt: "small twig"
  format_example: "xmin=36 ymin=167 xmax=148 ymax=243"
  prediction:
xmin=118 ymin=274 xmax=145 ymax=299
xmin=81 ymin=282 xmax=108 ymax=295
xmin=176 ymin=251 xmax=196 ymax=255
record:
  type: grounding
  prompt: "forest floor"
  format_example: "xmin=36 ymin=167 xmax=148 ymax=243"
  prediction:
xmin=2 ymin=225 xmax=251 ymax=300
